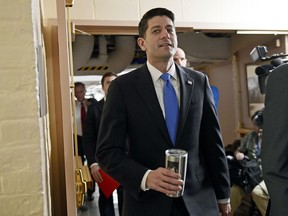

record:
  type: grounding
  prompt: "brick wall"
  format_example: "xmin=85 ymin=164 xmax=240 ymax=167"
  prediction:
xmin=0 ymin=0 xmax=49 ymax=215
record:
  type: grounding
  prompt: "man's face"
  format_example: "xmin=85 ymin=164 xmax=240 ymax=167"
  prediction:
xmin=137 ymin=16 xmax=177 ymax=62
xmin=174 ymin=48 xmax=187 ymax=67
xmin=75 ymin=85 xmax=86 ymax=102
xmin=102 ymin=75 xmax=117 ymax=96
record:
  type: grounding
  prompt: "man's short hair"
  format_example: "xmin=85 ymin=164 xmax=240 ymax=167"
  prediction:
xmin=101 ymin=72 xmax=118 ymax=86
xmin=138 ymin=7 xmax=175 ymax=38
xmin=74 ymin=82 xmax=85 ymax=90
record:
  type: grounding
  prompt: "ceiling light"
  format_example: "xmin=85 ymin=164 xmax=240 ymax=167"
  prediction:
xmin=237 ymin=30 xmax=288 ymax=35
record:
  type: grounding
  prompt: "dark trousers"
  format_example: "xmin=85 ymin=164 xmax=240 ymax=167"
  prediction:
xmin=170 ymin=197 xmax=189 ymax=216
xmin=76 ymin=135 xmax=85 ymax=162
xmin=99 ymin=186 xmax=123 ymax=216
xmin=116 ymin=186 xmax=123 ymax=216
xmin=266 ymin=199 xmax=271 ymax=216
xmin=99 ymin=188 xmax=115 ymax=216
xmin=87 ymin=181 xmax=95 ymax=198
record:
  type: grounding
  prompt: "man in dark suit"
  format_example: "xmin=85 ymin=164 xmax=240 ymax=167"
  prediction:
xmin=96 ymin=7 xmax=230 ymax=216
xmin=83 ymin=72 xmax=123 ymax=216
xmin=262 ymin=63 xmax=288 ymax=216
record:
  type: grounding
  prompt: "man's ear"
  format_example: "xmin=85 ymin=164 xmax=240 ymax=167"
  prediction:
xmin=137 ymin=37 xmax=146 ymax=51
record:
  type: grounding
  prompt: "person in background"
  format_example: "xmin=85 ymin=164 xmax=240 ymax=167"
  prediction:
xmin=74 ymin=82 xmax=96 ymax=210
xmin=231 ymin=109 xmax=268 ymax=215
xmin=173 ymin=47 xmax=187 ymax=67
xmin=210 ymin=86 xmax=219 ymax=111
xmin=83 ymin=72 xmax=123 ymax=216
xmin=96 ymin=7 xmax=230 ymax=216
xmin=262 ymin=64 xmax=288 ymax=216
xmin=74 ymin=82 xmax=89 ymax=163
xmin=173 ymin=47 xmax=219 ymax=111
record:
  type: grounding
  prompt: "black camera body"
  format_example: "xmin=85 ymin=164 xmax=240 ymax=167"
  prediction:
xmin=250 ymin=46 xmax=288 ymax=94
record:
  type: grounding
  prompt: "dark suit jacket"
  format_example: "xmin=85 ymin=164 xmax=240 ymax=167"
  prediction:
xmin=96 ymin=64 xmax=230 ymax=216
xmin=83 ymin=99 xmax=104 ymax=166
xmin=262 ymin=63 xmax=288 ymax=216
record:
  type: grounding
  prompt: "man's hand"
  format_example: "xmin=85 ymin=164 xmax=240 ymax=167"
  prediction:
xmin=90 ymin=165 xmax=103 ymax=183
xmin=146 ymin=167 xmax=183 ymax=196
xmin=234 ymin=150 xmax=244 ymax=161
xmin=218 ymin=203 xmax=231 ymax=216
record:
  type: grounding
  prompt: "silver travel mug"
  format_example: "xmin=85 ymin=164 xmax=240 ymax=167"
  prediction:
xmin=165 ymin=149 xmax=188 ymax=197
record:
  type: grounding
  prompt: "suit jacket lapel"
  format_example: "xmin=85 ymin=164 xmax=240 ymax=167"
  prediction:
xmin=176 ymin=66 xmax=194 ymax=144
xmin=134 ymin=65 xmax=172 ymax=145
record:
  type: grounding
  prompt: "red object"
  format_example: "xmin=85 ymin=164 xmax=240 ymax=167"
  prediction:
xmin=81 ymin=102 xmax=86 ymax=130
xmin=97 ymin=169 xmax=120 ymax=198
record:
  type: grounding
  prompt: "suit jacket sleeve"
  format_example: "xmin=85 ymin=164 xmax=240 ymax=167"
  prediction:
xmin=96 ymin=79 xmax=149 ymax=198
xmin=200 ymin=75 xmax=230 ymax=200
xmin=83 ymin=103 xmax=99 ymax=166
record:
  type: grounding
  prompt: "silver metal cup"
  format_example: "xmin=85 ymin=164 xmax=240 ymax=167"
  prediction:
xmin=165 ymin=149 xmax=188 ymax=197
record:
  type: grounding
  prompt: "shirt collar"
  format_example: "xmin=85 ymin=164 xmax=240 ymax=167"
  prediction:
xmin=147 ymin=61 xmax=177 ymax=83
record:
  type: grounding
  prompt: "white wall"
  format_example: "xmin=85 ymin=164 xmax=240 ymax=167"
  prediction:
xmin=44 ymin=0 xmax=288 ymax=31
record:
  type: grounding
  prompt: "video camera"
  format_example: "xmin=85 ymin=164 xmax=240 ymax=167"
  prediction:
xmin=250 ymin=46 xmax=288 ymax=94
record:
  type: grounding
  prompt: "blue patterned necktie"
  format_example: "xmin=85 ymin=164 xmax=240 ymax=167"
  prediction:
xmin=161 ymin=73 xmax=179 ymax=145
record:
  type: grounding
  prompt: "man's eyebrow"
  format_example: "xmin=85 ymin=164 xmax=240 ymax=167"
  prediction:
xmin=150 ymin=24 xmax=174 ymax=30
xmin=150 ymin=25 xmax=161 ymax=30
